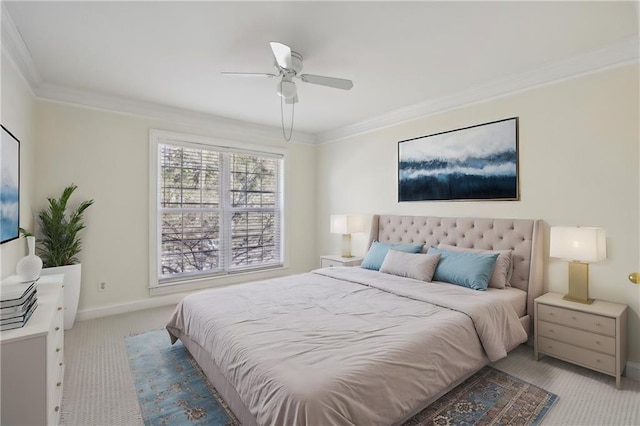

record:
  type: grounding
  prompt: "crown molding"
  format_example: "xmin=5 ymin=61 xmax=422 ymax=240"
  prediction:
xmin=3 ymin=0 xmax=636 ymax=147
xmin=317 ymin=35 xmax=640 ymax=144
xmin=1 ymin=2 xmax=315 ymax=145
xmin=35 ymin=82 xmax=316 ymax=145
xmin=1 ymin=3 xmax=42 ymax=91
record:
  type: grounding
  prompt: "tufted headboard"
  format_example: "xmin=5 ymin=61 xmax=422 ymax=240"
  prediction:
xmin=367 ymin=215 xmax=544 ymax=327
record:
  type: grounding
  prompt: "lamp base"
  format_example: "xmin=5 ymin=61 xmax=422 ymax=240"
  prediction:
xmin=564 ymin=261 xmax=593 ymax=304
xmin=341 ymin=234 xmax=353 ymax=258
xmin=562 ymin=294 xmax=594 ymax=304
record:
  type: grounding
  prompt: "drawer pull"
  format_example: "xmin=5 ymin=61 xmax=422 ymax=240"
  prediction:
xmin=596 ymin=341 xmax=601 ymax=345
xmin=548 ymin=329 xmax=554 ymax=333
xmin=596 ymin=359 xmax=601 ymax=363
xmin=55 ymin=326 xmax=60 ymax=331
xmin=572 ymin=316 xmax=576 ymax=320
xmin=596 ymin=322 xmax=601 ymax=327
xmin=59 ymin=362 xmax=63 ymax=367
xmin=57 ymin=381 xmax=62 ymax=387
xmin=55 ymin=406 xmax=60 ymax=412
xmin=56 ymin=348 xmax=61 ymax=352
xmin=57 ymin=306 xmax=63 ymax=311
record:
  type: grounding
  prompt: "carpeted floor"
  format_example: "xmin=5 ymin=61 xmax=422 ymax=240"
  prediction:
xmin=125 ymin=330 xmax=556 ymax=426
xmin=61 ymin=305 xmax=640 ymax=426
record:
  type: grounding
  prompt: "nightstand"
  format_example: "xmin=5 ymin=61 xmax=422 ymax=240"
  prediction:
xmin=534 ymin=292 xmax=627 ymax=389
xmin=320 ymin=255 xmax=363 ymax=268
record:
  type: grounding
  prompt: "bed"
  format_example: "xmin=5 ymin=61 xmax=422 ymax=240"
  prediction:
xmin=166 ymin=215 xmax=544 ymax=426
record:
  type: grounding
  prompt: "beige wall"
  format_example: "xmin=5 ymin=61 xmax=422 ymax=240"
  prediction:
xmin=317 ymin=64 xmax=640 ymax=363
xmin=1 ymin=54 xmax=37 ymax=278
xmin=35 ymin=101 xmax=317 ymax=312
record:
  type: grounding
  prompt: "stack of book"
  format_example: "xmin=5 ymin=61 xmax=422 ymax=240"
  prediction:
xmin=1 ymin=278 xmax=38 ymax=331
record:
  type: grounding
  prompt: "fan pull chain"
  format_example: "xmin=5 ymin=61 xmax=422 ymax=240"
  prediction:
xmin=280 ymin=80 xmax=294 ymax=142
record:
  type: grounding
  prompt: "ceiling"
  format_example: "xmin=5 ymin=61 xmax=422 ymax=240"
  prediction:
xmin=4 ymin=1 xmax=639 ymax=142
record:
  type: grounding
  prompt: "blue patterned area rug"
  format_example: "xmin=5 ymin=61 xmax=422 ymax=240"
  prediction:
xmin=126 ymin=330 xmax=239 ymax=425
xmin=126 ymin=330 xmax=557 ymax=426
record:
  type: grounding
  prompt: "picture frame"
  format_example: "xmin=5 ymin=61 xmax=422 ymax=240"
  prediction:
xmin=398 ymin=117 xmax=519 ymax=202
xmin=1 ymin=125 xmax=20 ymax=244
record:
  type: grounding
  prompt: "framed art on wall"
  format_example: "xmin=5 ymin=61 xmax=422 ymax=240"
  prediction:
xmin=1 ymin=125 xmax=20 ymax=244
xmin=398 ymin=117 xmax=519 ymax=202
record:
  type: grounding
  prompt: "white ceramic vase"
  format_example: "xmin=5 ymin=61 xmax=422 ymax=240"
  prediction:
xmin=16 ymin=236 xmax=43 ymax=282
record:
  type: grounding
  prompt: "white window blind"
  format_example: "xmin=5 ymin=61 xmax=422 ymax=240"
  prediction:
xmin=153 ymin=135 xmax=284 ymax=285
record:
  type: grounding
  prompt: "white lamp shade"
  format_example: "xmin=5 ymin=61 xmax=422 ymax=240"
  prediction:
xmin=330 ymin=215 xmax=365 ymax=235
xmin=550 ymin=226 xmax=606 ymax=263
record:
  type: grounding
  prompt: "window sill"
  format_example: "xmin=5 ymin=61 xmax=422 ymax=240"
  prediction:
xmin=149 ymin=265 xmax=290 ymax=296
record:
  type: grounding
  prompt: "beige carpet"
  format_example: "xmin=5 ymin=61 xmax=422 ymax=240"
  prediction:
xmin=61 ymin=305 xmax=640 ymax=426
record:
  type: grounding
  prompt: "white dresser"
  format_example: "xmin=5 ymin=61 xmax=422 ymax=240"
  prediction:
xmin=534 ymin=291 xmax=627 ymax=389
xmin=1 ymin=274 xmax=65 ymax=425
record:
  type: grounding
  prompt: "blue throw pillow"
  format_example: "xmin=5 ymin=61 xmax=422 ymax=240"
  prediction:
xmin=361 ymin=241 xmax=424 ymax=270
xmin=427 ymin=247 xmax=498 ymax=291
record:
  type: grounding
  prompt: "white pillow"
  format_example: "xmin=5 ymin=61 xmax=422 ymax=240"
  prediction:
xmin=379 ymin=250 xmax=442 ymax=282
xmin=437 ymin=244 xmax=512 ymax=289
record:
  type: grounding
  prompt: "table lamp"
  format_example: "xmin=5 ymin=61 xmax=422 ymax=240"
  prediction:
xmin=330 ymin=215 xmax=365 ymax=258
xmin=549 ymin=226 xmax=606 ymax=304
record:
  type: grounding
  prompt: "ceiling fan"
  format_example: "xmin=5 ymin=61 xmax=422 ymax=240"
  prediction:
xmin=222 ymin=42 xmax=354 ymax=105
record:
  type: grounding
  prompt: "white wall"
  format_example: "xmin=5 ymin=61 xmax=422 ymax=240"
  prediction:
xmin=34 ymin=101 xmax=317 ymax=313
xmin=317 ymin=64 xmax=640 ymax=363
xmin=1 ymin=53 xmax=37 ymax=278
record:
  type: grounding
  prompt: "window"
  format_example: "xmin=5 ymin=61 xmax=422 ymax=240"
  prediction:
xmin=150 ymin=130 xmax=285 ymax=288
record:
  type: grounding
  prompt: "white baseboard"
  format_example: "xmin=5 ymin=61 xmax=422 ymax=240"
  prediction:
xmin=76 ymin=293 xmax=187 ymax=322
xmin=626 ymin=361 xmax=640 ymax=382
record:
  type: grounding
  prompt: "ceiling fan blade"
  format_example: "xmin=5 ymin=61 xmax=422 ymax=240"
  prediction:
xmin=285 ymin=95 xmax=298 ymax=104
xmin=270 ymin=42 xmax=293 ymax=70
xmin=300 ymin=74 xmax=353 ymax=90
xmin=221 ymin=72 xmax=277 ymax=78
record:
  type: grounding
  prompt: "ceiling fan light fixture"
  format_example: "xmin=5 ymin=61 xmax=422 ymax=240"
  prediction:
xmin=277 ymin=80 xmax=297 ymax=99
xmin=223 ymin=42 xmax=353 ymax=141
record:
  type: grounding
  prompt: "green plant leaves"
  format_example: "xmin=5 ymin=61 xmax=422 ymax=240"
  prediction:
xmin=37 ymin=184 xmax=94 ymax=267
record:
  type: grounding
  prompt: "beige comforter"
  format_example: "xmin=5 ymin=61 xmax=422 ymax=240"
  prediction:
xmin=166 ymin=267 xmax=527 ymax=426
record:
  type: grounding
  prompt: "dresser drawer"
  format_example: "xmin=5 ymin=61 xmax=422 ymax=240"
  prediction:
xmin=1 ymin=276 xmax=65 ymax=425
xmin=538 ymin=336 xmax=615 ymax=374
xmin=538 ymin=304 xmax=615 ymax=337
xmin=537 ymin=320 xmax=615 ymax=355
xmin=48 ymin=320 xmax=64 ymax=375
xmin=321 ymin=259 xmax=343 ymax=267
xmin=48 ymin=382 xmax=63 ymax=425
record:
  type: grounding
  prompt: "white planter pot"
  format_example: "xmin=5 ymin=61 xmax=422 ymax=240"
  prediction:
xmin=41 ymin=264 xmax=82 ymax=330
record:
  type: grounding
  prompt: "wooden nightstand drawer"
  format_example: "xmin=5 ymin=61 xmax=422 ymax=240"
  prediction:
xmin=534 ymin=292 xmax=627 ymax=389
xmin=537 ymin=320 xmax=615 ymax=355
xmin=320 ymin=255 xmax=363 ymax=268
xmin=538 ymin=304 xmax=615 ymax=337
xmin=538 ymin=336 xmax=615 ymax=374
xmin=321 ymin=258 xmax=344 ymax=267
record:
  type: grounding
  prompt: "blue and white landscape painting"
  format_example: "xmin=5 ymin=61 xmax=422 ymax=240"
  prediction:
xmin=1 ymin=126 xmax=19 ymax=243
xmin=398 ymin=118 xmax=518 ymax=201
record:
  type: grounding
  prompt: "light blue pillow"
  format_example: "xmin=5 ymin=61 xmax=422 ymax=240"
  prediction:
xmin=427 ymin=247 xmax=498 ymax=291
xmin=361 ymin=241 xmax=424 ymax=270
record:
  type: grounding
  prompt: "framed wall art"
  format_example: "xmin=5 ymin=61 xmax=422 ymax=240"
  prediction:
xmin=398 ymin=117 xmax=519 ymax=202
xmin=1 ymin=125 xmax=20 ymax=244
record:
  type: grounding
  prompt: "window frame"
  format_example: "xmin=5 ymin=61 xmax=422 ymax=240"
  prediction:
xmin=149 ymin=129 xmax=287 ymax=293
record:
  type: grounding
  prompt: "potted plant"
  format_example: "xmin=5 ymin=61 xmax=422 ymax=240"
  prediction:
xmin=29 ymin=184 xmax=94 ymax=330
